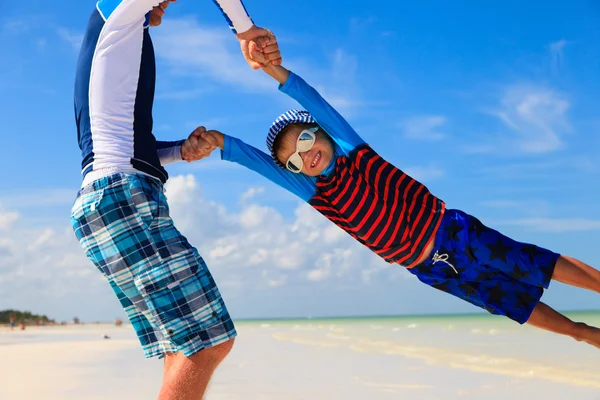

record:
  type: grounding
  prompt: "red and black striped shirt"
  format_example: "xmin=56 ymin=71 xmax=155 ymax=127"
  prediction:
xmin=309 ymin=144 xmax=445 ymax=267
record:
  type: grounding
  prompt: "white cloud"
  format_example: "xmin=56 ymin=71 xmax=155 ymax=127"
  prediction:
xmin=27 ymin=228 xmax=55 ymax=251
xmin=163 ymin=175 xmax=386 ymax=284
xmin=402 ymin=165 xmax=445 ymax=182
xmin=492 ymin=84 xmax=571 ymax=153
xmin=549 ymin=39 xmax=569 ymax=72
xmin=310 ymin=49 xmax=362 ymax=116
xmin=499 ymin=218 xmax=600 ymax=233
xmin=153 ymin=18 xmax=272 ymax=92
xmin=1 ymin=189 xmax=74 ymax=209
xmin=481 ymin=200 xmax=521 ymax=208
xmin=0 ymin=208 xmax=19 ymax=230
xmin=459 ymin=143 xmax=496 ymax=154
xmin=57 ymin=28 xmax=83 ymax=51
xmin=0 ymin=175 xmax=427 ymax=321
xmin=1 ymin=19 xmax=31 ymax=35
xmin=401 ymin=115 xmax=447 ymax=141
xmin=308 ymin=268 xmax=329 ymax=282
xmin=240 ymin=187 xmax=264 ymax=201
xmin=209 ymin=244 xmax=238 ymax=259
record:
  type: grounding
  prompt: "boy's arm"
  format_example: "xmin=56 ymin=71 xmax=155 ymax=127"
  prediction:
xmin=204 ymin=131 xmax=317 ymax=202
xmin=265 ymin=65 xmax=365 ymax=154
xmin=248 ymin=39 xmax=364 ymax=154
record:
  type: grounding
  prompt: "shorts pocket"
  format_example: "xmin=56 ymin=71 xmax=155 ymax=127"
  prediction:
xmin=135 ymin=266 xmax=225 ymax=347
xmin=71 ymin=189 xmax=105 ymax=221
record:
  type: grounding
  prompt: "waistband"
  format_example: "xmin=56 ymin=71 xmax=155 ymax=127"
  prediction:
xmin=81 ymin=166 xmax=159 ymax=189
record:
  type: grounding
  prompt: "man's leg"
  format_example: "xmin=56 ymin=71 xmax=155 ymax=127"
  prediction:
xmin=527 ymin=302 xmax=600 ymax=348
xmin=160 ymin=340 xmax=235 ymax=400
xmin=552 ymin=255 xmax=600 ymax=293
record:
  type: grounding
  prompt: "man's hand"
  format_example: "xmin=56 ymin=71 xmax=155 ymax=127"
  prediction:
xmin=236 ymin=25 xmax=282 ymax=70
xmin=180 ymin=126 xmax=219 ymax=162
xmin=200 ymin=130 xmax=225 ymax=150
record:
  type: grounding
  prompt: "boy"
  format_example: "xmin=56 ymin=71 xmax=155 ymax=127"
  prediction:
xmin=199 ymin=44 xmax=600 ymax=348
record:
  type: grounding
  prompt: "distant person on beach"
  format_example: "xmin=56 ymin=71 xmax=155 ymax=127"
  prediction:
xmin=9 ymin=315 xmax=16 ymax=331
xmin=71 ymin=1 xmax=280 ymax=399
xmin=198 ymin=41 xmax=600 ymax=349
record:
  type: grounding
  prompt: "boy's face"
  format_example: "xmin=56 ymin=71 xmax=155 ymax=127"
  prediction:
xmin=150 ymin=0 xmax=176 ymax=27
xmin=276 ymin=124 xmax=334 ymax=177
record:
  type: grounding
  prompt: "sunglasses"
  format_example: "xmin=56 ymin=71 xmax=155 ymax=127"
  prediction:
xmin=285 ymin=127 xmax=319 ymax=173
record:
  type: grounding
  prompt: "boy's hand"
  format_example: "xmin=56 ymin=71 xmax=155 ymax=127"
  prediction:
xmin=249 ymin=39 xmax=290 ymax=85
xmin=248 ymin=38 xmax=273 ymax=67
xmin=180 ymin=126 xmax=218 ymax=162
xmin=236 ymin=26 xmax=281 ymax=70
xmin=200 ymin=130 xmax=225 ymax=151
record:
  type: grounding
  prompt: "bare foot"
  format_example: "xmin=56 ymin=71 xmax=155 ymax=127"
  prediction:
xmin=575 ymin=323 xmax=600 ymax=348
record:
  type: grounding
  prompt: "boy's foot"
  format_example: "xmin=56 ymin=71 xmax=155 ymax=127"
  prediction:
xmin=574 ymin=323 xmax=600 ymax=348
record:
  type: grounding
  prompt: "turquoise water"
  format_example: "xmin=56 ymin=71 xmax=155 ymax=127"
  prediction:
xmin=237 ymin=309 xmax=600 ymax=329
xmin=238 ymin=310 xmax=600 ymax=379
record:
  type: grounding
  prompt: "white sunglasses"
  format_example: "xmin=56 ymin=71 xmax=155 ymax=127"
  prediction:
xmin=285 ymin=127 xmax=319 ymax=173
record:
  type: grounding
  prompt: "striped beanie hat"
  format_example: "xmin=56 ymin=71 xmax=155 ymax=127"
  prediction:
xmin=266 ymin=109 xmax=316 ymax=167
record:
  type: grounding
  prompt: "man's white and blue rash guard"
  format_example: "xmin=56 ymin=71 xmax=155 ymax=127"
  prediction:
xmin=74 ymin=0 xmax=254 ymax=185
xmin=221 ymin=72 xmax=366 ymax=201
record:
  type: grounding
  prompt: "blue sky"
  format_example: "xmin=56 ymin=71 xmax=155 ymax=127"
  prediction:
xmin=1 ymin=1 xmax=599 ymax=322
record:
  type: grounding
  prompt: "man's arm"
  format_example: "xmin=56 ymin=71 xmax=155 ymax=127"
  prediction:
xmin=203 ymin=131 xmax=317 ymax=202
xmin=211 ymin=0 xmax=254 ymax=34
xmin=156 ymin=140 xmax=184 ymax=166
xmin=212 ymin=0 xmax=282 ymax=69
xmin=157 ymin=126 xmax=217 ymax=166
xmin=97 ymin=0 xmax=160 ymax=24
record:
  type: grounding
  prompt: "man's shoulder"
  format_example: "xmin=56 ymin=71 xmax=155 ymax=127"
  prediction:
xmin=97 ymin=0 xmax=151 ymax=27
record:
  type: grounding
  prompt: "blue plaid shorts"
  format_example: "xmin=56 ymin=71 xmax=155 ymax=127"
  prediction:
xmin=70 ymin=173 xmax=236 ymax=358
xmin=410 ymin=209 xmax=559 ymax=324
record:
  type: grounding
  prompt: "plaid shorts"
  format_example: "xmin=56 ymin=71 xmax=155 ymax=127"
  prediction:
xmin=70 ymin=173 xmax=236 ymax=358
xmin=410 ymin=209 xmax=559 ymax=324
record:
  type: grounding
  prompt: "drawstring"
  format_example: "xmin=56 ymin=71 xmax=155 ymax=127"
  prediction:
xmin=432 ymin=251 xmax=459 ymax=275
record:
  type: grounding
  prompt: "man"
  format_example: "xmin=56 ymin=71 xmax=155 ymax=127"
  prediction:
xmin=71 ymin=1 xmax=281 ymax=398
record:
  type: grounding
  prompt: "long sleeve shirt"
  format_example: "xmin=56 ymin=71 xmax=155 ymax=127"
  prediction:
xmin=75 ymin=0 xmax=254 ymax=185
xmin=222 ymin=72 xmax=446 ymax=267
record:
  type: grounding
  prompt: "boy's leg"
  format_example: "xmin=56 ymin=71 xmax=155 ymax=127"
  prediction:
xmin=160 ymin=340 xmax=235 ymax=400
xmin=552 ymin=255 xmax=600 ymax=293
xmin=527 ymin=302 xmax=600 ymax=348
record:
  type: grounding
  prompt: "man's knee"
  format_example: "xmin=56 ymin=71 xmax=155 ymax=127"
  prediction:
xmin=176 ymin=339 xmax=235 ymax=371
xmin=191 ymin=338 xmax=235 ymax=364
xmin=164 ymin=339 xmax=235 ymax=381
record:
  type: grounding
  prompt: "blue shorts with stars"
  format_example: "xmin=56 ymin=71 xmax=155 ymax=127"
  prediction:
xmin=409 ymin=209 xmax=559 ymax=324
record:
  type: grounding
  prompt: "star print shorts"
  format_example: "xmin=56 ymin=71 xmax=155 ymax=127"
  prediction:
xmin=409 ymin=209 xmax=559 ymax=324
xmin=70 ymin=173 xmax=237 ymax=358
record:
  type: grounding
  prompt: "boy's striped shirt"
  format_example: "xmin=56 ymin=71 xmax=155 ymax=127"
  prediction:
xmin=310 ymin=144 xmax=445 ymax=267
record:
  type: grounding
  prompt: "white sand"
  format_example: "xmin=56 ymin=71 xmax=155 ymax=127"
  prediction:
xmin=1 ymin=315 xmax=600 ymax=399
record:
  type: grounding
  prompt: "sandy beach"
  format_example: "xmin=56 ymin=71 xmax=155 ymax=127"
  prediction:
xmin=1 ymin=313 xmax=600 ymax=400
